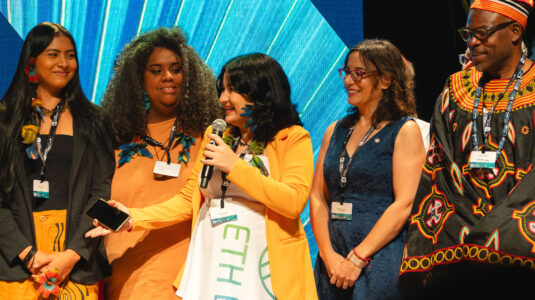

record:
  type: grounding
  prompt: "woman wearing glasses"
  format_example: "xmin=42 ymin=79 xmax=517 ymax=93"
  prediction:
xmin=310 ymin=39 xmax=425 ymax=299
xmin=400 ymin=1 xmax=535 ymax=298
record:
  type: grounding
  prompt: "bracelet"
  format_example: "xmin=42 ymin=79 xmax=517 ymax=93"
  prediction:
xmin=21 ymin=247 xmax=36 ymax=268
xmin=353 ymin=248 xmax=372 ymax=263
xmin=346 ymin=248 xmax=372 ymax=270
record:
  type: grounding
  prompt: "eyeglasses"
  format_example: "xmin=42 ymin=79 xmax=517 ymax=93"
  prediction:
xmin=457 ymin=21 xmax=515 ymax=42
xmin=338 ymin=67 xmax=378 ymax=82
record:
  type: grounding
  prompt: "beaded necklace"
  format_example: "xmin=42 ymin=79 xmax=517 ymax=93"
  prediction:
xmin=471 ymin=54 xmax=525 ymax=156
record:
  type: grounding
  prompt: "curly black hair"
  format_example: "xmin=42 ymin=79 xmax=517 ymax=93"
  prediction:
xmin=101 ymin=27 xmax=222 ymax=146
xmin=216 ymin=53 xmax=302 ymax=143
xmin=341 ymin=39 xmax=417 ymax=128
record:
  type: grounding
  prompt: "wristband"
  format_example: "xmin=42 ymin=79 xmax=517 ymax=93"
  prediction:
xmin=353 ymin=248 xmax=372 ymax=263
xmin=21 ymin=247 xmax=36 ymax=268
xmin=346 ymin=248 xmax=372 ymax=270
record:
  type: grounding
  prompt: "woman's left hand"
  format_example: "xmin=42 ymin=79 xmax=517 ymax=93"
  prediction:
xmin=329 ymin=259 xmax=363 ymax=290
xmin=202 ymin=133 xmax=238 ymax=173
xmin=37 ymin=249 xmax=80 ymax=284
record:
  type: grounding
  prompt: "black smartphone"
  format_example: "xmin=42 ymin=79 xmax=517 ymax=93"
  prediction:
xmin=85 ymin=198 xmax=130 ymax=231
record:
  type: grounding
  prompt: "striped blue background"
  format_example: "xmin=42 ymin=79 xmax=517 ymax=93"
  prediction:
xmin=0 ymin=0 xmax=363 ymax=265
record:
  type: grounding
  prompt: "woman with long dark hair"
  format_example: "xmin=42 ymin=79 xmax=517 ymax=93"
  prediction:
xmin=100 ymin=27 xmax=221 ymax=300
xmin=0 ymin=22 xmax=113 ymax=299
xmin=87 ymin=53 xmax=318 ymax=299
xmin=310 ymin=39 xmax=425 ymax=299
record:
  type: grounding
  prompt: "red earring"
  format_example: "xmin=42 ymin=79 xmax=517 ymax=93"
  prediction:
xmin=25 ymin=58 xmax=39 ymax=84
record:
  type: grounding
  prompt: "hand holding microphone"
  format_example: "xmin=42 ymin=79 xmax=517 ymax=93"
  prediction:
xmin=200 ymin=119 xmax=227 ymax=188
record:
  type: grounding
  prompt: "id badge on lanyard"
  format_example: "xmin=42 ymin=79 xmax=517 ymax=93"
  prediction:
xmin=469 ymin=151 xmax=497 ymax=169
xmin=470 ymin=54 xmax=524 ymax=170
xmin=33 ymin=100 xmax=65 ymax=199
xmin=153 ymin=161 xmax=181 ymax=177
xmin=331 ymin=202 xmax=353 ymax=220
xmin=332 ymin=125 xmax=375 ymax=221
xmin=151 ymin=119 xmax=181 ymax=178
xmin=33 ymin=179 xmax=49 ymax=198
xmin=210 ymin=139 xmax=244 ymax=225
xmin=209 ymin=198 xmax=237 ymax=225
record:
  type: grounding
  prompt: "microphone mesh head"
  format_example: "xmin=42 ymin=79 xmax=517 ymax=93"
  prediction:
xmin=212 ymin=119 xmax=227 ymax=132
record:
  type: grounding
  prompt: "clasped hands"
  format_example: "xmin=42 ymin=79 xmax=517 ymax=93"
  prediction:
xmin=19 ymin=247 xmax=80 ymax=284
xmin=323 ymin=250 xmax=364 ymax=290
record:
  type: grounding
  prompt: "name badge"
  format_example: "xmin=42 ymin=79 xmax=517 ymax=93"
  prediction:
xmin=209 ymin=204 xmax=238 ymax=225
xmin=331 ymin=202 xmax=352 ymax=220
xmin=33 ymin=180 xmax=49 ymax=198
xmin=153 ymin=161 xmax=181 ymax=177
xmin=469 ymin=151 xmax=497 ymax=169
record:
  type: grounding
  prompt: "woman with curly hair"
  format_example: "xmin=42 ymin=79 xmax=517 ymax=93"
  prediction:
xmin=0 ymin=22 xmax=113 ymax=299
xmin=310 ymin=39 xmax=425 ymax=299
xmin=100 ymin=27 xmax=221 ymax=300
xmin=87 ymin=53 xmax=318 ymax=299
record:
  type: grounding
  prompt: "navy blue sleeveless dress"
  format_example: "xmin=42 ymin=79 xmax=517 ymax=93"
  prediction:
xmin=314 ymin=116 xmax=411 ymax=299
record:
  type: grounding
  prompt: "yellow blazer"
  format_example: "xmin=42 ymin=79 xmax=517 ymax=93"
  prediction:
xmin=130 ymin=125 xmax=318 ymax=300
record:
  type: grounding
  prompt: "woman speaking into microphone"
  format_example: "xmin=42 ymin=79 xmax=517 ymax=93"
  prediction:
xmin=86 ymin=53 xmax=318 ymax=299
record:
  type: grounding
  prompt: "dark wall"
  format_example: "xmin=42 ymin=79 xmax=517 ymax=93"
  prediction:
xmin=363 ymin=1 xmax=469 ymax=122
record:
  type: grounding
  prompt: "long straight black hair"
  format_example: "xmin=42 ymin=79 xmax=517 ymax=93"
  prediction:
xmin=216 ymin=53 xmax=302 ymax=143
xmin=0 ymin=22 xmax=100 ymax=198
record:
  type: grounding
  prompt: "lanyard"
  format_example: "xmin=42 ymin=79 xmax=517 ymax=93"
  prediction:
xmin=164 ymin=119 xmax=177 ymax=164
xmin=471 ymin=54 xmax=525 ymax=155
xmin=35 ymin=100 xmax=65 ymax=181
xmin=219 ymin=137 xmax=248 ymax=208
xmin=338 ymin=123 xmax=375 ymax=205
xmin=145 ymin=118 xmax=177 ymax=164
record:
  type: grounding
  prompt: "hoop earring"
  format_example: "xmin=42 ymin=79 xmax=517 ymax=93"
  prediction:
xmin=25 ymin=58 xmax=39 ymax=84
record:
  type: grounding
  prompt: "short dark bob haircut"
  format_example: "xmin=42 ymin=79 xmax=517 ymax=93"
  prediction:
xmin=216 ymin=53 xmax=302 ymax=143
xmin=341 ymin=39 xmax=416 ymax=128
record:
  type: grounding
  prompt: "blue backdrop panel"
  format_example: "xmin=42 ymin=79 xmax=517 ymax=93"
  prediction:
xmin=0 ymin=0 xmax=364 ymax=266
xmin=311 ymin=0 xmax=363 ymax=48
xmin=0 ymin=12 xmax=22 ymax=96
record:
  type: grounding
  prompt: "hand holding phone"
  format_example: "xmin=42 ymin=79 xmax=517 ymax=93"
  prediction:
xmin=85 ymin=199 xmax=131 ymax=235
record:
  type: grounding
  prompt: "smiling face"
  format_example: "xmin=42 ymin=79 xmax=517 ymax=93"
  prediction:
xmin=218 ymin=73 xmax=254 ymax=129
xmin=143 ymin=47 xmax=184 ymax=120
xmin=466 ymin=9 xmax=520 ymax=78
xmin=34 ymin=35 xmax=77 ymax=96
xmin=344 ymin=51 xmax=389 ymax=111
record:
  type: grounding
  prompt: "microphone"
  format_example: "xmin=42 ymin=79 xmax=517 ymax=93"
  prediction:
xmin=200 ymin=119 xmax=227 ymax=188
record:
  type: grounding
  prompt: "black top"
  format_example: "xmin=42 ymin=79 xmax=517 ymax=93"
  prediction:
xmin=28 ymin=134 xmax=73 ymax=211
